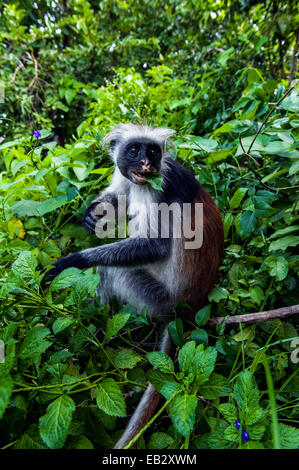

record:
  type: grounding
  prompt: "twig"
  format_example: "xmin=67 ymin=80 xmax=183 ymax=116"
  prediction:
xmin=207 ymin=304 xmax=299 ymax=327
xmin=28 ymin=52 xmax=39 ymax=89
xmin=247 ymin=81 xmax=298 ymax=155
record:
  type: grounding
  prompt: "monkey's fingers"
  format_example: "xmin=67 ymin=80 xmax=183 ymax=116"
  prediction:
xmin=82 ymin=203 xmax=100 ymax=233
xmin=43 ymin=253 xmax=81 ymax=282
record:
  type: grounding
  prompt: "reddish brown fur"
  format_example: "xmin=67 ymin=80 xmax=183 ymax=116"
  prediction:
xmin=180 ymin=186 xmax=224 ymax=317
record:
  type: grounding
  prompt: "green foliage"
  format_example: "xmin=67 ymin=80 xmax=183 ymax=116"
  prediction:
xmin=0 ymin=0 xmax=298 ymax=451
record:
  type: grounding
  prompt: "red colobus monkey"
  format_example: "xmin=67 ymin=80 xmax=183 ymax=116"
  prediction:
xmin=48 ymin=124 xmax=224 ymax=448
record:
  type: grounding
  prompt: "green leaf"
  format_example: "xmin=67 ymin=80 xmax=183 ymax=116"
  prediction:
xmin=218 ymin=403 xmax=238 ymax=422
xmin=20 ymin=325 xmax=51 ymax=361
xmin=160 ymin=381 xmax=182 ymax=399
xmin=233 ymin=370 xmax=259 ymax=415
xmin=249 ymin=286 xmax=264 ymax=305
xmin=49 ymin=267 xmax=83 ymax=291
xmin=0 ymin=374 xmax=13 ymax=418
xmin=52 ymin=317 xmax=74 ymax=334
xmin=147 ymin=370 xmax=176 ymax=394
xmin=178 ymin=341 xmax=196 ymax=373
xmin=104 ymin=313 xmax=130 ymax=340
xmin=223 ymin=212 xmax=233 ymax=239
xmin=199 ymin=373 xmax=231 ymax=399
xmin=265 ymin=256 xmax=288 ymax=281
xmin=168 ymin=318 xmax=184 ymax=346
xmin=279 ymin=423 xmax=299 ymax=449
xmin=96 ymin=378 xmax=126 ymax=417
xmin=230 ymin=188 xmax=248 ymax=209
xmin=269 ymin=235 xmax=299 ymax=252
xmin=148 ymin=432 xmax=174 ymax=449
xmin=146 ymin=174 xmax=163 ymax=191
xmin=15 ymin=426 xmax=46 ymax=449
xmin=147 ymin=351 xmax=174 ymax=374
xmin=12 ymin=251 xmax=37 ymax=279
xmin=113 ymin=349 xmax=141 ymax=369
xmin=195 ymin=304 xmax=211 ymax=326
xmin=280 ymin=94 xmax=299 ymax=112
xmin=208 ymin=287 xmax=228 ymax=303
xmin=190 ymin=328 xmax=208 ymax=346
xmin=192 ymin=345 xmax=217 ymax=384
xmin=39 ymin=395 xmax=75 ymax=449
xmin=168 ymin=394 xmax=198 ymax=436
xmin=240 ymin=211 xmax=258 ymax=238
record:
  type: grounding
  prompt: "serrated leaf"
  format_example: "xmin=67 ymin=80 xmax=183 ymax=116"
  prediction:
xmin=52 ymin=317 xmax=74 ymax=334
xmin=0 ymin=374 xmax=13 ymax=418
xmin=192 ymin=345 xmax=217 ymax=384
xmin=113 ymin=349 xmax=141 ymax=369
xmin=39 ymin=395 xmax=75 ymax=449
xmin=147 ymin=369 xmax=176 ymax=394
xmin=224 ymin=424 xmax=240 ymax=442
xmin=105 ymin=313 xmax=130 ymax=340
xmin=147 ymin=351 xmax=174 ymax=374
xmin=199 ymin=373 xmax=231 ymax=399
xmin=96 ymin=378 xmax=126 ymax=417
xmin=178 ymin=341 xmax=196 ymax=373
xmin=279 ymin=423 xmax=299 ymax=449
xmin=20 ymin=325 xmax=51 ymax=361
xmin=218 ymin=403 xmax=238 ymax=422
xmin=168 ymin=394 xmax=198 ymax=437
xmin=148 ymin=432 xmax=174 ymax=449
xmin=12 ymin=251 xmax=37 ymax=278
xmin=14 ymin=425 xmax=46 ymax=449
xmin=160 ymin=381 xmax=182 ymax=399
xmin=233 ymin=370 xmax=259 ymax=414
xmin=49 ymin=268 xmax=83 ymax=291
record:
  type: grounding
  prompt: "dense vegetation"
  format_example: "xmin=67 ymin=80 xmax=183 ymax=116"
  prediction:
xmin=0 ymin=0 xmax=298 ymax=450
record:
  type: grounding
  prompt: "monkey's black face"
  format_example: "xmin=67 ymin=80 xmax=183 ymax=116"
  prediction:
xmin=117 ymin=139 xmax=162 ymax=185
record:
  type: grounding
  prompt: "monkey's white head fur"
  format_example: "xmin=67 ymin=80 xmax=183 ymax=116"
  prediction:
xmin=103 ymin=124 xmax=175 ymax=162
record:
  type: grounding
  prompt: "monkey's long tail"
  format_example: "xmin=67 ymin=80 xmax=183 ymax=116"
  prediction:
xmin=113 ymin=326 xmax=175 ymax=449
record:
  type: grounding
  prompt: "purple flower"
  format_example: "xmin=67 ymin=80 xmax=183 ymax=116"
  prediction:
xmin=235 ymin=420 xmax=241 ymax=430
xmin=33 ymin=129 xmax=41 ymax=139
xmin=241 ymin=430 xmax=250 ymax=441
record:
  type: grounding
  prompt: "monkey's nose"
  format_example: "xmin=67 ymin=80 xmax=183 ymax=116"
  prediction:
xmin=140 ymin=159 xmax=151 ymax=171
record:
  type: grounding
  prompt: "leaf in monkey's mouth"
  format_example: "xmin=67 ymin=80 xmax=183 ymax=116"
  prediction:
xmin=131 ymin=170 xmax=162 ymax=188
xmin=145 ymin=173 xmax=163 ymax=191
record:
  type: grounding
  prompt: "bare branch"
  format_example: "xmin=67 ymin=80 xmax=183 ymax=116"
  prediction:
xmin=208 ymin=304 xmax=299 ymax=327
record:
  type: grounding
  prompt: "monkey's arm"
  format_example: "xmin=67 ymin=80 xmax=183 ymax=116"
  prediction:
xmin=82 ymin=192 xmax=119 ymax=234
xmin=46 ymin=237 xmax=171 ymax=279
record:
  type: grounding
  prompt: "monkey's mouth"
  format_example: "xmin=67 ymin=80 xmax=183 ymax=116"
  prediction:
xmin=131 ymin=170 xmax=157 ymax=184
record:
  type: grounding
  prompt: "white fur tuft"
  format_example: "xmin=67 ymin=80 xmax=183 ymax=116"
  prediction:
xmin=103 ymin=124 xmax=175 ymax=155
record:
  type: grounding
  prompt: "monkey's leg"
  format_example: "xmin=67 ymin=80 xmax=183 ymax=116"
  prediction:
xmin=97 ymin=267 xmax=174 ymax=317
xmin=98 ymin=268 xmax=175 ymax=449
xmin=113 ymin=326 xmax=175 ymax=449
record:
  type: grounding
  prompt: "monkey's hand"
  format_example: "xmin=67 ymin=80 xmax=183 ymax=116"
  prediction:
xmin=82 ymin=194 xmax=119 ymax=234
xmin=82 ymin=202 xmax=100 ymax=234
xmin=43 ymin=252 xmax=86 ymax=282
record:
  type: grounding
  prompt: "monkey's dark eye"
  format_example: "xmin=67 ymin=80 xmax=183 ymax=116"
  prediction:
xmin=149 ymin=147 xmax=158 ymax=157
xmin=129 ymin=145 xmax=138 ymax=155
